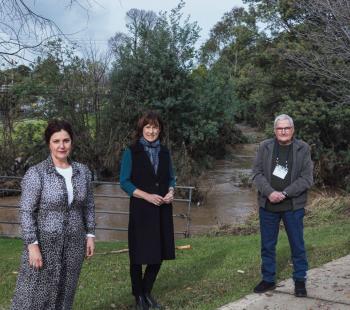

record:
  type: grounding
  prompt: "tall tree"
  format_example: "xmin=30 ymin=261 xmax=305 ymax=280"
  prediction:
xmin=237 ymin=0 xmax=350 ymax=188
xmin=105 ymin=2 xmax=201 ymax=176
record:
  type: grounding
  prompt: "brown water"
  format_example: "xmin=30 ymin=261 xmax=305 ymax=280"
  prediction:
xmin=0 ymin=135 xmax=259 ymax=241
xmin=190 ymin=143 xmax=258 ymax=235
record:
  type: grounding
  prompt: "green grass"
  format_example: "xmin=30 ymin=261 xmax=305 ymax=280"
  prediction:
xmin=1 ymin=219 xmax=349 ymax=310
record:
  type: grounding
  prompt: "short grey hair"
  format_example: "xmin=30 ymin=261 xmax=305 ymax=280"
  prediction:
xmin=274 ymin=114 xmax=294 ymax=128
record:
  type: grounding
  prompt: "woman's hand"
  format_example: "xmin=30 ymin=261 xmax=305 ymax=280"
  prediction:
xmin=86 ymin=237 xmax=95 ymax=258
xmin=146 ymin=193 xmax=165 ymax=206
xmin=163 ymin=189 xmax=174 ymax=204
xmin=28 ymin=244 xmax=43 ymax=270
xmin=133 ymin=189 xmax=164 ymax=206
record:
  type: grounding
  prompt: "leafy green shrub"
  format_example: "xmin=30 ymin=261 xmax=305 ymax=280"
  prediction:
xmin=13 ymin=119 xmax=47 ymax=172
xmin=281 ymin=99 xmax=350 ymax=190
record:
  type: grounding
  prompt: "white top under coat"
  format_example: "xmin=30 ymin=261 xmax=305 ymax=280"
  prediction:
xmin=55 ymin=166 xmax=95 ymax=238
xmin=55 ymin=166 xmax=74 ymax=205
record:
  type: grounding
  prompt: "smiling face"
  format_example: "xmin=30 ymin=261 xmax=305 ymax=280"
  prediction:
xmin=274 ymin=119 xmax=294 ymax=145
xmin=142 ymin=123 xmax=160 ymax=143
xmin=49 ymin=130 xmax=72 ymax=164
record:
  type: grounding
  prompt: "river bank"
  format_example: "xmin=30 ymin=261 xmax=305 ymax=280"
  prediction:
xmin=1 ymin=123 xmax=345 ymax=241
xmin=0 ymin=123 xmax=260 ymax=240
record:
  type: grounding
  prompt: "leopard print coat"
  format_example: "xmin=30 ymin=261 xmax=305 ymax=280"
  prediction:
xmin=11 ymin=156 xmax=95 ymax=310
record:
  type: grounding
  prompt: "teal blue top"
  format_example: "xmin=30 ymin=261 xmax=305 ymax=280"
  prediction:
xmin=120 ymin=148 xmax=176 ymax=197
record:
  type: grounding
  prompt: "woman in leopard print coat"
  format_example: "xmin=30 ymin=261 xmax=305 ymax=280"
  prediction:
xmin=11 ymin=120 xmax=95 ymax=310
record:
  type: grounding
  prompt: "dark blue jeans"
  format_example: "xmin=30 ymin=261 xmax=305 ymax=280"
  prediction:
xmin=259 ymin=207 xmax=308 ymax=283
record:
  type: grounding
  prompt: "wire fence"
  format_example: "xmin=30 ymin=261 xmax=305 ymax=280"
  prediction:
xmin=0 ymin=176 xmax=194 ymax=240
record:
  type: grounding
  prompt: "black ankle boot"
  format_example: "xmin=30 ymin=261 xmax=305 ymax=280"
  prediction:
xmin=294 ymin=280 xmax=307 ymax=297
xmin=135 ymin=295 xmax=149 ymax=310
xmin=143 ymin=292 xmax=162 ymax=309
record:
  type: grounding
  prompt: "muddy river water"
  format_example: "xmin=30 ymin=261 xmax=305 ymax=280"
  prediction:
xmin=0 ymin=143 xmax=258 ymax=241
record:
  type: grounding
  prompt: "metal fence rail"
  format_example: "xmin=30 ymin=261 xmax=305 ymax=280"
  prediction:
xmin=0 ymin=176 xmax=194 ymax=239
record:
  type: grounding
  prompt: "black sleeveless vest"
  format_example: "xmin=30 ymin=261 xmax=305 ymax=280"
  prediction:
xmin=127 ymin=142 xmax=175 ymax=264
xmin=130 ymin=142 xmax=170 ymax=197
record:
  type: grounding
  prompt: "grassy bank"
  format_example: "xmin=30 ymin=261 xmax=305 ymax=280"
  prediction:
xmin=0 ymin=197 xmax=349 ymax=310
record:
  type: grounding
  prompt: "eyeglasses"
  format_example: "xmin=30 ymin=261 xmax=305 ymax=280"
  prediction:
xmin=276 ymin=127 xmax=292 ymax=132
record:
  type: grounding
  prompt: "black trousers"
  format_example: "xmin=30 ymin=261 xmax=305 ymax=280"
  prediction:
xmin=130 ymin=263 xmax=162 ymax=296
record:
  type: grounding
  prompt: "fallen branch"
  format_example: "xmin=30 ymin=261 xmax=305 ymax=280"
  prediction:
xmin=176 ymin=244 xmax=192 ymax=250
xmin=94 ymin=244 xmax=192 ymax=255
xmin=95 ymin=248 xmax=129 ymax=255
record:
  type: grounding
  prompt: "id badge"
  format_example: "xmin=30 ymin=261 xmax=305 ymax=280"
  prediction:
xmin=272 ymin=164 xmax=288 ymax=179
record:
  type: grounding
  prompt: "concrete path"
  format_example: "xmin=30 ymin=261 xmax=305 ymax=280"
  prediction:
xmin=218 ymin=255 xmax=350 ymax=310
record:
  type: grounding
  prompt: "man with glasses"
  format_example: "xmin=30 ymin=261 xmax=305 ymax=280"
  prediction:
xmin=252 ymin=114 xmax=313 ymax=297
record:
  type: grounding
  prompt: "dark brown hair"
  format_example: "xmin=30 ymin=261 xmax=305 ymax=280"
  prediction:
xmin=44 ymin=119 xmax=74 ymax=145
xmin=134 ymin=111 xmax=164 ymax=142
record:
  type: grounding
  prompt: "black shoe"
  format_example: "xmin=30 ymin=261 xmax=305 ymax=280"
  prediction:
xmin=294 ymin=280 xmax=307 ymax=297
xmin=143 ymin=293 xmax=162 ymax=309
xmin=135 ymin=295 xmax=149 ymax=310
xmin=253 ymin=280 xmax=276 ymax=293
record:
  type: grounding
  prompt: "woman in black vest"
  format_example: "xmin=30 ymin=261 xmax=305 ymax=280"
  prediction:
xmin=120 ymin=111 xmax=176 ymax=310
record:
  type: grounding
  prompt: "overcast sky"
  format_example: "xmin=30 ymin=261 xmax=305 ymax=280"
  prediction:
xmin=33 ymin=0 xmax=245 ymax=52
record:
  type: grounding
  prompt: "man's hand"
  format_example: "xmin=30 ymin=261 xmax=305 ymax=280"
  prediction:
xmin=268 ymin=191 xmax=286 ymax=203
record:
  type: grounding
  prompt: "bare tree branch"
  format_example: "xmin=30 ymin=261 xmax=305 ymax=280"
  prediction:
xmin=284 ymin=0 xmax=350 ymax=103
xmin=0 ymin=0 xmax=94 ymax=64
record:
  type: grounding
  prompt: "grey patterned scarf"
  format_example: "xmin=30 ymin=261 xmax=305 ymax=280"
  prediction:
xmin=139 ymin=137 xmax=160 ymax=173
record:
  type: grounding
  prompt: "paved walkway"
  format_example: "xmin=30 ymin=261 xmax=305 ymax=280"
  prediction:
xmin=218 ymin=255 xmax=350 ymax=310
